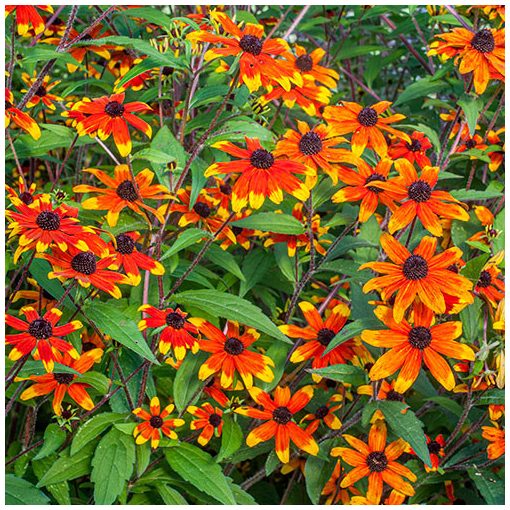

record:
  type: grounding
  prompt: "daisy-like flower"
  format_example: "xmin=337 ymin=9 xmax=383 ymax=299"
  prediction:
xmin=73 ymin=165 xmax=171 ymax=227
xmin=205 ymin=137 xmax=314 ymax=212
xmin=43 ymin=245 xmax=128 ymax=299
xmin=361 ymin=234 xmax=474 ymax=322
xmin=17 ymin=348 xmax=103 ymax=415
xmin=380 ymin=159 xmax=470 ymax=237
xmin=301 ymin=394 xmax=342 ymax=433
xmin=273 ymin=120 xmax=362 ymax=185
xmin=358 ymin=379 xmax=407 ymax=404
xmin=6 ymin=195 xmax=91 ymax=263
xmin=389 ymin=131 xmax=433 ymax=168
xmin=203 ymin=376 xmax=231 ymax=407
xmin=321 ymin=461 xmax=361 ymax=505
xmin=323 ymin=100 xmax=410 ymax=157
xmin=6 ymin=307 xmax=82 ymax=372
xmin=331 ymin=420 xmax=416 ymax=504
xmin=486 ymin=127 xmax=505 ymax=172
xmin=191 ymin=318 xmax=274 ymax=388
xmin=416 ymin=434 xmax=446 ymax=472
xmin=362 ymin=304 xmax=475 ymax=392
xmin=428 ymin=27 xmax=505 ymax=94
xmin=456 ymin=132 xmax=488 ymax=155
xmin=235 ymin=385 xmax=319 ymax=463
xmin=332 ymin=158 xmax=396 ymax=223
xmin=65 ymin=93 xmax=152 ymax=157
xmin=107 ymin=232 xmax=164 ymax=286
xmin=468 ymin=205 xmax=500 ymax=246
xmin=5 ymin=88 xmax=41 ymax=140
xmin=138 ymin=306 xmax=199 ymax=360
xmin=21 ymin=73 xmax=62 ymax=111
xmin=489 ymin=404 xmax=505 ymax=421
xmin=5 ymin=5 xmax=53 ymax=36
xmin=132 ymin=397 xmax=185 ymax=449
xmin=481 ymin=424 xmax=505 ymax=459
xmin=279 ymin=301 xmax=356 ymax=374
xmin=475 ymin=256 xmax=505 ymax=306
xmin=187 ymin=403 xmax=224 ymax=446
xmin=11 ymin=277 xmax=57 ymax=311
xmin=6 ymin=177 xmax=41 ymax=205
xmin=186 ymin=11 xmax=296 ymax=92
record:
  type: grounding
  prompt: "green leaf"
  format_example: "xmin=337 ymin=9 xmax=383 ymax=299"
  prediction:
xmin=205 ymin=243 xmax=245 ymax=281
xmin=33 ymin=424 xmax=67 ymax=460
xmin=91 ymin=427 xmax=136 ymax=505
xmin=115 ymin=57 xmax=159 ymax=90
xmin=157 ymin=484 xmax=188 ymax=504
xmin=394 ymin=77 xmax=448 ymax=106
xmin=83 ymin=300 xmax=158 ymax=364
xmin=121 ymin=6 xmax=174 ymax=28
xmin=475 ymin=388 xmax=505 ymax=406
xmin=173 ymin=351 xmax=208 ymax=412
xmin=71 ymin=413 xmax=126 ymax=456
xmin=6 ymin=474 xmax=50 ymax=505
xmin=264 ymin=450 xmax=280 ymax=476
xmin=274 ymin=243 xmax=298 ymax=282
xmin=458 ymin=95 xmax=484 ymax=136
xmin=165 ymin=443 xmax=236 ymax=504
xmin=450 ymin=189 xmax=503 ymax=201
xmin=231 ymin=212 xmax=305 ymax=234
xmin=173 ymin=289 xmax=291 ymax=343
xmin=459 ymin=297 xmax=482 ymax=343
xmin=132 ymin=147 xmax=175 ymax=165
xmin=149 ymin=125 xmax=186 ymax=182
xmin=324 ymin=318 xmax=381 ymax=354
xmin=304 ymin=439 xmax=335 ymax=504
xmin=259 ymin=341 xmax=290 ymax=392
xmin=75 ymin=371 xmax=111 ymax=394
xmin=161 ymin=228 xmax=211 ymax=261
xmin=28 ymin=259 xmax=75 ymax=309
xmin=190 ymin=84 xmax=230 ymax=108
xmin=216 ymin=415 xmax=243 ymax=463
xmin=208 ymin=119 xmax=275 ymax=144
xmin=239 ymin=250 xmax=272 ymax=297
xmin=307 ymin=364 xmax=366 ymax=386
xmin=468 ymin=468 xmax=504 ymax=504
xmin=32 ymin=456 xmax=70 ymax=505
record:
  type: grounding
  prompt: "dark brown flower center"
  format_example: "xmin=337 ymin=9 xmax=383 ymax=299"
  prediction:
xmin=232 ymin=226 xmax=243 ymax=236
xmin=357 ymin=107 xmax=378 ymax=127
xmin=315 ymin=405 xmax=329 ymax=419
xmin=104 ymin=100 xmax=125 ymax=117
xmin=299 ymin=131 xmax=323 ymax=155
xmin=317 ymin=328 xmax=336 ymax=346
xmin=367 ymin=451 xmax=388 ymax=472
xmin=115 ymin=233 xmax=135 ymax=254
xmin=471 ymin=29 xmax=495 ymax=53
xmin=61 ymin=409 xmax=73 ymax=419
xmin=36 ymin=211 xmax=61 ymax=231
xmin=209 ymin=413 xmax=222 ymax=427
xmin=82 ymin=342 xmax=96 ymax=352
xmin=408 ymin=326 xmax=432 ymax=349
xmin=250 ymin=148 xmax=274 ymax=169
xmin=403 ymin=255 xmax=429 ymax=280
xmin=465 ymin=138 xmax=477 ymax=149
xmin=224 ymin=337 xmax=244 ymax=355
xmin=428 ymin=440 xmax=442 ymax=455
xmin=447 ymin=264 xmax=459 ymax=273
xmin=35 ymin=86 xmax=47 ymax=97
xmin=272 ymin=406 xmax=292 ymax=424
xmin=239 ymin=34 xmax=263 ymax=55
xmin=166 ymin=312 xmax=185 ymax=329
xmin=19 ymin=191 xmax=34 ymax=205
xmin=220 ymin=183 xmax=232 ymax=195
xmin=193 ymin=202 xmax=211 ymax=218
xmin=406 ymin=139 xmax=422 ymax=152
xmin=386 ymin=389 xmax=404 ymax=401
xmin=325 ymin=378 xmax=337 ymax=388
xmin=477 ymin=270 xmax=492 ymax=288
xmin=28 ymin=318 xmax=53 ymax=339
xmin=116 ymin=180 xmax=139 ymax=202
xmin=54 ymin=372 xmax=74 ymax=384
xmin=408 ymin=180 xmax=432 ymax=202
xmin=149 ymin=415 xmax=163 ymax=428
xmin=71 ymin=251 xmax=97 ymax=275
xmin=295 ymin=54 xmax=314 ymax=72
xmin=365 ymin=173 xmax=387 ymax=193
xmin=161 ymin=66 xmax=174 ymax=76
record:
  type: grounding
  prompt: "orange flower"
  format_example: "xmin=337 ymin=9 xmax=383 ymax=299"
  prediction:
xmin=235 ymin=385 xmax=319 ymax=463
xmin=361 ymin=234 xmax=473 ymax=322
xmin=11 ymin=277 xmax=57 ymax=311
xmin=358 ymin=379 xmax=407 ymax=404
xmin=187 ymin=403 xmax=224 ymax=446
xmin=5 ymin=5 xmax=53 ymax=36
xmin=301 ymin=394 xmax=342 ymax=433
xmin=191 ymin=318 xmax=274 ymax=389
xmin=5 ymin=87 xmax=41 ymax=140
xmin=186 ymin=11 xmax=295 ymax=92
xmin=132 ymin=397 xmax=185 ymax=448
xmin=331 ymin=420 xmax=416 ymax=504
xmin=389 ymin=131 xmax=433 ymax=168
xmin=481 ymin=424 xmax=505 ymax=459
xmin=418 ymin=434 xmax=446 ymax=472
xmin=468 ymin=206 xmax=500 ymax=246
xmin=428 ymin=28 xmax=505 ymax=94
xmin=205 ymin=137 xmax=314 ymax=212
xmin=73 ymin=165 xmax=171 ymax=227
xmin=489 ymin=404 xmax=505 ymax=421
xmin=17 ymin=348 xmax=103 ymax=415
xmin=323 ymin=100 xmax=410 ymax=157
xmin=332 ymin=158 xmax=396 ymax=222
xmin=65 ymin=93 xmax=152 ymax=156
xmin=21 ymin=73 xmax=62 ymax=111
xmin=203 ymin=376 xmax=230 ymax=407
xmin=486 ymin=127 xmax=505 ymax=172
xmin=6 ymin=177 xmax=40 ymax=205
xmin=475 ymin=259 xmax=505 ymax=306
xmin=273 ymin=120 xmax=361 ymax=185
xmin=362 ymin=304 xmax=475 ymax=391
xmin=6 ymin=307 xmax=81 ymax=372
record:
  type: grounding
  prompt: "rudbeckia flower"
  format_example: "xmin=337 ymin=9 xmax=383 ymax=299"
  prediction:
xmin=468 ymin=205 xmax=500 ymax=246
xmin=481 ymin=424 xmax=505 ymax=459
xmin=65 ymin=93 xmax=152 ymax=157
xmin=362 ymin=304 xmax=475 ymax=392
xmin=380 ymin=159 xmax=470 ymax=237
xmin=73 ymin=165 xmax=172 ymax=227
xmin=138 ymin=306 xmax=199 ymax=360
xmin=475 ymin=255 xmax=505 ymax=306
xmin=132 ymin=397 xmax=185 ymax=449
xmin=187 ymin=403 xmax=224 ymax=446
xmin=5 ymin=5 xmax=53 ymax=36
xmin=301 ymin=394 xmax=342 ymax=433
xmin=17 ymin=348 xmax=103 ymax=415
xmin=186 ymin=11 xmax=295 ymax=92
xmin=21 ymin=72 xmax=62 ymax=111
xmin=11 ymin=277 xmax=57 ymax=311
xmin=203 ymin=376 xmax=230 ymax=407
xmin=191 ymin=318 xmax=274 ymax=388
xmin=332 ymin=158 xmax=396 ymax=223
xmin=361 ymin=234 xmax=473 ymax=322
xmin=388 ymin=131 xmax=433 ymax=168
xmin=323 ymin=100 xmax=410 ymax=157
xmin=428 ymin=27 xmax=505 ymax=94
xmin=5 ymin=88 xmax=41 ymax=140
xmin=6 ymin=307 xmax=82 ymax=372
xmin=279 ymin=301 xmax=356 ymax=375
xmin=331 ymin=420 xmax=416 ymax=504
xmin=235 ymin=385 xmax=319 ymax=463
xmin=408 ymin=434 xmax=446 ymax=472
xmin=486 ymin=127 xmax=505 ymax=172
xmin=6 ymin=176 xmax=40 ymax=205
xmin=321 ymin=461 xmax=361 ymax=505
xmin=107 ymin=232 xmax=164 ymax=286
xmin=273 ymin=120 xmax=362 ymax=185
xmin=205 ymin=137 xmax=314 ymax=211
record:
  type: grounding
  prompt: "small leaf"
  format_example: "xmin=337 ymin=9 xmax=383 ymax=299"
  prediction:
xmin=324 ymin=318 xmax=381 ymax=354
xmin=33 ymin=424 xmax=67 ymax=460
xmin=161 ymin=228 xmax=211 ymax=261
xmin=307 ymin=364 xmax=366 ymax=386
xmin=75 ymin=371 xmax=111 ymax=394
xmin=231 ymin=212 xmax=305 ymax=234
xmin=394 ymin=77 xmax=448 ymax=106
xmin=6 ymin=474 xmax=50 ymax=505
xmin=157 ymin=484 xmax=188 ymax=504
xmin=173 ymin=351 xmax=208 ymax=412
xmin=458 ymin=95 xmax=484 ymax=136
xmin=205 ymin=243 xmax=245 ymax=281
xmin=216 ymin=415 xmax=244 ymax=463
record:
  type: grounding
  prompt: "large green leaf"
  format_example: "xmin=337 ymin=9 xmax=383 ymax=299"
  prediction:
xmin=33 ymin=424 xmax=67 ymax=460
xmin=161 ymin=228 xmax=211 ymax=261
xmin=394 ymin=77 xmax=448 ymax=106
xmin=304 ymin=439 xmax=335 ymax=504
xmin=231 ymin=212 xmax=305 ymax=234
xmin=216 ymin=415 xmax=243 ymax=462
xmin=173 ymin=351 xmax=208 ymax=412
xmin=308 ymin=364 xmax=366 ymax=386
xmin=324 ymin=318 xmax=382 ymax=354
xmin=468 ymin=468 xmax=504 ymax=505
xmin=458 ymin=95 xmax=484 ymax=136
xmin=6 ymin=474 xmax=50 ymax=505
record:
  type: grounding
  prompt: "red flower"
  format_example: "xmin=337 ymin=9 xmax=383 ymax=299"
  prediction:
xmin=389 ymin=131 xmax=432 ymax=168
xmin=5 ymin=5 xmax=53 ymax=36
xmin=187 ymin=403 xmax=224 ymax=446
xmin=5 ymin=88 xmax=41 ymax=140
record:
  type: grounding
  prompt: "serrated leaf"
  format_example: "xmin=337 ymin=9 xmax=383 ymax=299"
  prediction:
xmin=231 ymin=212 xmax=305 ymax=234
xmin=173 ymin=351 xmax=208 ymax=412
xmin=468 ymin=468 xmax=504 ymax=504
xmin=475 ymin=388 xmax=505 ymax=405
xmin=132 ymin=147 xmax=176 ymax=165
xmin=33 ymin=424 xmax=66 ymax=460
xmin=6 ymin=474 xmax=50 ymax=505
xmin=216 ymin=415 xmax=243 ymax=462
xmin=307 ymin=364 xmax=366 ymax=386
xmin=450 ymin=189 xmax=503 ymax=201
